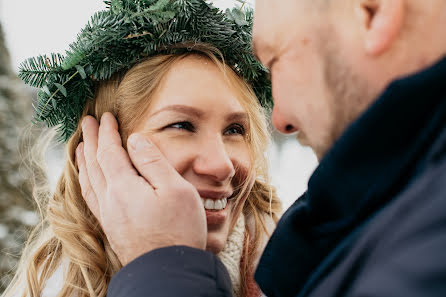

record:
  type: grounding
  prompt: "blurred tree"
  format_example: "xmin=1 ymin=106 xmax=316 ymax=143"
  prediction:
xmin=0 ymin=21 xmax=39 ymax=293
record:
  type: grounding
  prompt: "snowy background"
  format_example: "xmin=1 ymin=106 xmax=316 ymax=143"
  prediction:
xmin=0 ymin=0 xmax=318 ymax=211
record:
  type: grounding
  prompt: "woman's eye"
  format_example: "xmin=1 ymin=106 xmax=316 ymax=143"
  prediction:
xmin=167 ymin=121 xmax=195 ymax=132
xmin=224 ymin=124 xmax=246 ymax=136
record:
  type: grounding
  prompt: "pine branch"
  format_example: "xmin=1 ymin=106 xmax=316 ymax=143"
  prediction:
xmin=19 ymin=0 xmax=272 ymax=142
xmin=18 ymin=54 xmax=65 ymax=88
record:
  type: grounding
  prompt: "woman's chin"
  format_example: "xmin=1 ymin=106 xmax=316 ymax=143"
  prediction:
xmin=206 ymin=231 xmax=228 ymax=254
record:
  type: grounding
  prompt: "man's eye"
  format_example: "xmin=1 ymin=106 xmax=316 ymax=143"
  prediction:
xmin=224 ymin=124 xmax=246 ymax=136
xmin=167 ymin=122 xmax=195 ymax=132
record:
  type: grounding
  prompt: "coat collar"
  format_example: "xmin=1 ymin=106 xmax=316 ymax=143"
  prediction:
xmin=308 ymin=54 xmax=446 ymax=233
xmin=256 ymin=55 xmax=446 ymax=297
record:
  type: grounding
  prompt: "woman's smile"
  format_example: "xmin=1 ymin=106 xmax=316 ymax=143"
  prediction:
xmin=133 ymin=55 xmax=252 ymax=253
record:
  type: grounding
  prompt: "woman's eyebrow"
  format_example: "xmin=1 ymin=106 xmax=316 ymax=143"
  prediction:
xmin=148 ymin=105 xmax=248 ymax=123
xmin=149 ymin=104 xmax=205 ymax=118
xmin=226 ymin=112 xmax=248 ymax=123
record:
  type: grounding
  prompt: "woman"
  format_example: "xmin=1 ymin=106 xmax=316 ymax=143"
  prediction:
xmin=4 ymin=1 xmax=281 ymax=297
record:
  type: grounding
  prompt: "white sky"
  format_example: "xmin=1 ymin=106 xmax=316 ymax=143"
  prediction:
xmin=0 ymin=0 xmax=317 ymax=210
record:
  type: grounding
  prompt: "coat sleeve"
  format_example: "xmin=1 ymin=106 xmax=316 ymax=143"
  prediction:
xmin=107 ymin=246 xmax=233 ymax=297
xmin=345 ymin=162 xmax=446 ymax=297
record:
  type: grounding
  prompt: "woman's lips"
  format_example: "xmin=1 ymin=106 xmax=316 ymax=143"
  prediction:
xmin=198 ymin=189 xmax=232 ymax=200
xmin=205 ymin=208 xmax=228 ymax=226
xmin=197 ymin=190 xmax=233 ymax=226
xmin=202 ymin=199 xmax=229 ymax=226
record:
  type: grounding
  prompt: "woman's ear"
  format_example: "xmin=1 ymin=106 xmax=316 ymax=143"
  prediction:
xmin=357 ymin=0 xmax=406 ymax=56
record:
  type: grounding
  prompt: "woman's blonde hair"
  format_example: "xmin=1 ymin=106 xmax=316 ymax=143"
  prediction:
xmin=3 ymin=44 xmax=281 ymax=297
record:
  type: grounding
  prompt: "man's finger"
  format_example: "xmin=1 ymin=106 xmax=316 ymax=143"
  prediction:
xmin=76 ymin=142 xmax=100 ymax=221
xmin=82 ymin=116 xmax=107 ymax=198
xmin=127 ymin=133 xmax=183 ymax=190
xmin=97 ymin=112 xmax=138 ymax=184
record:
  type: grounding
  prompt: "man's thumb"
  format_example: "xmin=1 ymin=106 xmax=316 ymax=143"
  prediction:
xmin=127 ymin=133 xmax=180 ymax=189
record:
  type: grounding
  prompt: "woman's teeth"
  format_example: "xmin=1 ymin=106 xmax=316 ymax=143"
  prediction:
xmin=202 ymin=198 xmax=228 ymax=210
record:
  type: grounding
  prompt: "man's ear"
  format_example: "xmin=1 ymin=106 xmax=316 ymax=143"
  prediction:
xmin=357 ymin=0 xmax=405 ymax=56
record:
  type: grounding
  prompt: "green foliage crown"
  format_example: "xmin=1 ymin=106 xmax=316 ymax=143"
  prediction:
xmin=18 ymin=0 xmax=271 ymax=142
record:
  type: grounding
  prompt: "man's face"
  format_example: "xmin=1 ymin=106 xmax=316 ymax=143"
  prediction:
xmin=253 ymin=0 xmax=377 ymax=159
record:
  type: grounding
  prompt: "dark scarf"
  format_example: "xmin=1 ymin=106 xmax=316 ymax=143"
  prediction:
xmin=255 ymin=55 xmax=446 ymax=297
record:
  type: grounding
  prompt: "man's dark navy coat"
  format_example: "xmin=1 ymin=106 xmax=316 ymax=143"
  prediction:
xmin=108 ymin=56 xmax=446 ymax=297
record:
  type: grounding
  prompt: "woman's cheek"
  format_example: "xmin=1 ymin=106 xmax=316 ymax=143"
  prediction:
xmin=228 ymin=142 xmax=251 ymax=173
xmin=150 ymin=135 xmax=196 ymax=173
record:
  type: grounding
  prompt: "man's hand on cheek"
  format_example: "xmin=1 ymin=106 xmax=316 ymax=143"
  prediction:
xmin=76 ymin=112 xmax=207 ymax=266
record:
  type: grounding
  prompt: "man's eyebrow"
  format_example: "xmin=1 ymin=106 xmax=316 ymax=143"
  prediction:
xmin=252 ymin=40 xmax=276 ymax=71
xmin=149 ymin=104 xmax=204 ymax=118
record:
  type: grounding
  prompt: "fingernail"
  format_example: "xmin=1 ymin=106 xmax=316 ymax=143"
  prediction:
xmin=129 ymin=134 xmax=152 ymax=151
xmin=81 ymin=117 xmax=87 ymax=130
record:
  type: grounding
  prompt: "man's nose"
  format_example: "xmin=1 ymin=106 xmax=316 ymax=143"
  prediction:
xmin=193 ymin=138 xmax=235 ymax=183
xmin=272 ymin=106 xmax=298 ymax=134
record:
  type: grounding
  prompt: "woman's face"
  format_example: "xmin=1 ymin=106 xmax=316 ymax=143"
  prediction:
xmin=133 ymin=55 xmax=252 ymax=254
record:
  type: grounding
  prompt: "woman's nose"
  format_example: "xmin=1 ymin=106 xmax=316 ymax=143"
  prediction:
xmin=193 ymin=138 xmax=235 ymax=182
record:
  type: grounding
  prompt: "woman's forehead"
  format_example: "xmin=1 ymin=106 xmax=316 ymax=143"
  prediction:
xmin=148 ymin=56 xmax=247 ymax=114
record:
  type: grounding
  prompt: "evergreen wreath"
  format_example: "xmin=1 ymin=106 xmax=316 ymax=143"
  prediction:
xmin=18 ymin=0 xmax=271 ymax=142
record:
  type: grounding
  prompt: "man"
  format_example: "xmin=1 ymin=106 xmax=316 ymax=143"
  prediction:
xmin=251 ymin=0 xmax=446 ymax=296
xmin=78 ymin=0 xmax=446 ymax=296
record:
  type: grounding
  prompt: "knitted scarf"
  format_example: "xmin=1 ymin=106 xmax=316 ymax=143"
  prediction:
xmin=217 ymin=214 xmax=245 ymax=297
xmin=217 ymin=214 xmax=262 ymax=297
